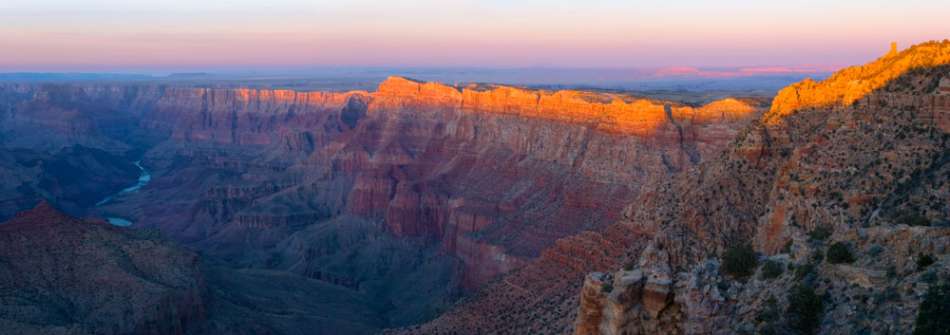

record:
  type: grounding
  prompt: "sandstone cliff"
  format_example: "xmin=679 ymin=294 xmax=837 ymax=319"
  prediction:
xmin=376 ymin=76 xmax=757 ymax=135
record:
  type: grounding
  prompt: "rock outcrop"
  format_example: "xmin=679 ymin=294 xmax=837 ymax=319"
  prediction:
xmin=767 ymin=41 xmax=950 ymax=123
xmin=572 ymin=40 xmax=950 ymax=335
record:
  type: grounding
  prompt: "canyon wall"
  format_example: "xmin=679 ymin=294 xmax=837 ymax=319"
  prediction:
xmin=391 ymin=40 xmax=950 ymax=335
xmin=135 ymin=77 xmax=759 ymax=291
xmin=3 ymin=42 xmax=948 ymax=335
xmin=569 ymin=41 xmax=950 ymax=335
xmin=0 ymin=77 xmax=761 ymax=331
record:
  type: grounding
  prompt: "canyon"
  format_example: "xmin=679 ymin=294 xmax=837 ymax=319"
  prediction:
xmin=3 ymin=40 xmax=948 ymax=334
xmin=0 ymin=76 xmax=761 ymax=333
xmin=396 ymin=41 xmax=950 ymax=334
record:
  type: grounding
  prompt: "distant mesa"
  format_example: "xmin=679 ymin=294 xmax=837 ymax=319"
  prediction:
xmin=167 ymin=72 xmax=214 ymax=78
xmin=652 ymin=65 xmax=833 ymax=79
xmin=0 ymin=72 xmax=154 ymax=82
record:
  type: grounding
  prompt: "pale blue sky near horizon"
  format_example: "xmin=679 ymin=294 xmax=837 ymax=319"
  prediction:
xmin=1 ymin=0 xmax=948 ymax=72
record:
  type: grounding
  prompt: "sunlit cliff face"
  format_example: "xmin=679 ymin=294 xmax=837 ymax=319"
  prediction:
xmin=163 ymin=76 xmax=761 ymax=139
xmin=370 ymin=76 xmax=758 ymax=136
xmin=767 ymin=41 xmax=950 ymax=125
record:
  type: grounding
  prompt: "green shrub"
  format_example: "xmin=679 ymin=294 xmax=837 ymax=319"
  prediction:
xmin=782 ymin=240 xmax=794 ymax=254
xmin=900 ymin=213 xmax=931 ymax=227
xmin=917 ymin=254 xmax=935 ymax=271
xmin=722 ymin=244 xmax=758 ymax=278
xmin=795 ymin=263 xmax=816 ymax=280
xmin=827 ymin=242 xmax=855 ymax=264
xmin=914 ymin=280 xmax=950 ymax=335
xmin=920 ymin=271 xmax=938 ymax=284
xmin=808 ymin=225 xmax=833 ymax=241
xmin=717 ymin=280 xmax=730 ymax=292
xmin=787 ymin=285 xmax=824 ymax=335
xmin=623 ymin=261 xmax=635 ymax=271
xmin=874 ymin=286 xmax=901 ymax=303
xmin=756 ymin=296 xmax=780 ymax=322
xmin=813 ymin=249 xmax=825 ymax=264
xmin=760 ymin=260 xmax=785 ymax=280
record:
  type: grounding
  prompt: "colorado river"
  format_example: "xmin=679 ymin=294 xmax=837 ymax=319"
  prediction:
xmin=96 ymin=160 xmax=151 ymax=226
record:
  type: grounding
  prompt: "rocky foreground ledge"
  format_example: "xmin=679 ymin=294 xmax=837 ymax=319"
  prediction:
xmin=0 ymin=202 xmax=206 ymax=335
xmin=572 ymin=41 xmax=950 ymax=335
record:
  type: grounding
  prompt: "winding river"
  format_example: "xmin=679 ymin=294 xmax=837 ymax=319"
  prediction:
xmin=96 ymin=160 xmax=151 ymax=226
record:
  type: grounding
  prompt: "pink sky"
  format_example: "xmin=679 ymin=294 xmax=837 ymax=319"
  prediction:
xmin=1 ymin=0 xmax=948 ymax=72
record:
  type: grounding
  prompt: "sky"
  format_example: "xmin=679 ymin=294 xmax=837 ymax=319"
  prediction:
xmin=1 ymin=0 xmax=948 ymax=72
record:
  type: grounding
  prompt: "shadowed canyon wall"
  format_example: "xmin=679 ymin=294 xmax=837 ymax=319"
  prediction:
xmin=0 ymin=77 xmax=761 ymax=332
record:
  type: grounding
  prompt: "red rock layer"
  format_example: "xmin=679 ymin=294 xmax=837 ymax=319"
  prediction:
xmin=152 ymin=87 xmax=367 ymax=145
xmin=375 ymin=76 xmax=757 ymax=135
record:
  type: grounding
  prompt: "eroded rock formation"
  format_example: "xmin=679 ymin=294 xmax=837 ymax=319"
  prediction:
xmin=0 ymin=77 xmax=761 ymax=332
xmin=572 ymin=41 xmax=950 ymax=335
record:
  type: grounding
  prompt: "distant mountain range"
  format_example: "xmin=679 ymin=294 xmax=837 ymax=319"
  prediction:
xmin=0 ymin=65 xmax=834 ymax=92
